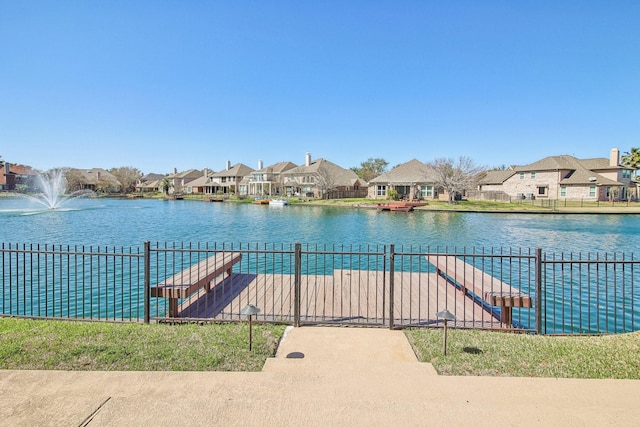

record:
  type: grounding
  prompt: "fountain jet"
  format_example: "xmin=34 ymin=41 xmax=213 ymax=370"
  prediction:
xmin=24 ymin=169 xmax=92 ymax=209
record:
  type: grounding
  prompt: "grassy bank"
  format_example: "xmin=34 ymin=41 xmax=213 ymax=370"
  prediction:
xmin=2 ymin=318 xmax=638 ymax=378
xmin=0 ymin=318 xmax=286 ymax=371
xmin=405 ymin=328 xmax=640 ymax=379
xmin=302 ymin=197 xmax=640 ymax=213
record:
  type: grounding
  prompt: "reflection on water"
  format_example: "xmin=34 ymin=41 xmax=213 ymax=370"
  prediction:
xmin=1 ymin=198 xmax=639 ymax=253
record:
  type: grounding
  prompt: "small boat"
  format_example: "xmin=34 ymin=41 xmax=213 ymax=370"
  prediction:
xmin=269 ymin=199 xmax=289 ymax=206
xmin=252 ymin=199 xmax=270 ymax=205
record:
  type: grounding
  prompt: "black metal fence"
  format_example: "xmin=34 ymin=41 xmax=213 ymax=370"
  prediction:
xmin=1 ymin=242 xmax=638 ymax=334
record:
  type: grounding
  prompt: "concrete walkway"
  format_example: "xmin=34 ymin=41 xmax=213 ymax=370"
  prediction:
xmin=1 ymin=326 xmax=639 ymax=426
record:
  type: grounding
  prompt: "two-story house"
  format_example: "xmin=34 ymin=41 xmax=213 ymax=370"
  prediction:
xmin=282 ymin=153 xmax=364 ymax=198
xmin=1 ymin=163 xmax=38 ymax=191
xmin=164 ymin=168 xmax=202 ymax=195
xmin=135 ymin=173 xmax=165 ymax=193
xmin=478 ymin=148 xmax=634 ymax=201
xmin=209 ymin=162 xmax=255 ymax=196
xmin=247 ymin=160 xmax=297 ymax=197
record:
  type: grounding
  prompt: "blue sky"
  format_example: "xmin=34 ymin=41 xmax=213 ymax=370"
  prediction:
xmin=1 ymin=1 xmax=638 ymax=174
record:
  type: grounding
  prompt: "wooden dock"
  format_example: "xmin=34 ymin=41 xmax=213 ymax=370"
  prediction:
xmin=163 ymin=269 xmax=505 ymax=328
xmin=376 ymin=202 xmax=428 ymax=212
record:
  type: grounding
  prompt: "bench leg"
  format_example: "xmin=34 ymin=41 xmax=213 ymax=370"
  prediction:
xmin=168 ymin=298 xmax=178 ymax=318
xmin=500 ymin=307 xmax=512 ymax=327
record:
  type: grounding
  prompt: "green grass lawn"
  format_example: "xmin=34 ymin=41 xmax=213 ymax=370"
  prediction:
xmin=405 ymin=328 xmax=640 ymax=379
xmin=0 ymin=318 xmax=286 ymax=371
xmin=2 ymin=318 xmax=638 ymax=378
xmin=298 ymin=197 xmax=640 ymax=212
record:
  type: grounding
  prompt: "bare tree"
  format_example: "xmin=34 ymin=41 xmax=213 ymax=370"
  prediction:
xmin=64 ymin=168 xmax=85 ymax=192
xmin=109 ymin=166 xmax=142 ymax=193
xmin=314 ymin=168 xmax=336 ymax=199
xmin=427 ymin=157 xmax=486 ymax=204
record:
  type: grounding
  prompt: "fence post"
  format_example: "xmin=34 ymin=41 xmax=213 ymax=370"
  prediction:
xmin=294 ymin=242 xmax=301 ymax=327
xmin=535 ymin=247 xmax=543 ymax=334
xmin=144 ymin=241 xmax=150 ymax=324
xmin=389 ymin=244 xmax=395 ymax=330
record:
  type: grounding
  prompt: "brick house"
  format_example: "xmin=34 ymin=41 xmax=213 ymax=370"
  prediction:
xmin=478 ymin=148 xmax=634 ymax=201
xmin=367 ymin=159 xmax=439 ymax=201
xmin=282 ymin=153 xmax=365 ymax=198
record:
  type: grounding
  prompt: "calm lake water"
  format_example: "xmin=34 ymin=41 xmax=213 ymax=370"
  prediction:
xmin=2 ymin=197 xmax=639 ymax=333
xmin=1 ymin=197 xmax=639 ymax=254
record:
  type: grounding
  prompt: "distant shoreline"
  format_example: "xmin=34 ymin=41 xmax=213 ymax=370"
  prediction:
xmin=3 ymin=192 xmax=640 ymax=215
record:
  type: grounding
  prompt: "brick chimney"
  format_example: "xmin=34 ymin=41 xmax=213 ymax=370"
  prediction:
xmin=610 ymin=148 xmax=620 ymax=166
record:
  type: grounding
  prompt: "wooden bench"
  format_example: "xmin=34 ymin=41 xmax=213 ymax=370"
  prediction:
xmin=151 ymin=252 xmax=242 ymax=317
xmin=425 ymin=255 xmax=533 ymax=326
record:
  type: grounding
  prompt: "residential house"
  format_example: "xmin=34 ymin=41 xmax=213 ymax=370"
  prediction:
xmin=247 ymin=160 xmax=297 ymax=196
xmin=164 ymin=168 xmax=202 ymax=195
xmin=477 ymin=148 xmax=634 ymax=201
xmin=135 ymin=173 xmax=165 ymax=193
xmin=367 ymin=159 xmax=439 ymax=201
xmin=282 ymin=153 xmax=365 ymax=198
xmin=67 ymin=168 xmax=122 ymax=193
xmin=186 ymin=169 xmax=219 ymax=194
xmin=209 ymin=162 xmax=255 ymax=196
xmin=0 ymin=163 xmax=38 ymax=191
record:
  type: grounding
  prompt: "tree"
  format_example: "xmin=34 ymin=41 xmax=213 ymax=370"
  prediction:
xmin=315 ymin=168 xmax=336 ymax=199
xmin=109 ymin=166 xmax=142 ymax=193
xmin=350 ymin=158 xmax=389 ymax=182
xmin=427 ymin=157 xmax=486 ymax=204
xmin=621 ymin=148 xmax=640 ymax=178
xmin=64 ymin=168 xmax=85 ymax=192
xmin=160 ymin=177 xmax=171 ymax=195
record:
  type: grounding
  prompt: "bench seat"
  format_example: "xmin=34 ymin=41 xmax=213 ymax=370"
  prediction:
xmin=425 ymin=254 xmax=532 ymax=326
xmin=151 ymin=252 xmax=242 ymax=317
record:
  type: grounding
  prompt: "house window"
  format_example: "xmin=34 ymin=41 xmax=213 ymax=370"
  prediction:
xmin=421 ymin=185 xmax=433 ymax=198
xmin=560 ymin=186 xmax=566 ymax=197
xmin=537 ymin=186 xmax=547 ymax=196
xmin=519 ymin=172 xmax=525 ymax=180
xmin=531 ymin=172 xmax=536 ymax=179
xmin=397 ymin=185 xmax=411 ymax=198
xmin=376 ymin=185 xmax=387 ymax=196
xmin=589 ymin=186 xmax=596 ymax=197
xmin=623 ymin=170 xmax=631 ymax=179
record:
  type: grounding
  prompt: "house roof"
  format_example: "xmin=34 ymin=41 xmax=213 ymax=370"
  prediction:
xmin=69 ymin=168 xmax=122 ymax=188
xmin=187 ymin=174 xmax=211 ymax=187
xmin=166 ymin=169 xmax=202 ymax=179
xmin=252 ymin=161 xmax=297 ymax=174
xmin=140 ymin=173 xmax=165 ymax=182
xmin=283 ymin=158 xmax=360 ymax=187
xmin=138 ymin=179 xmax=160 ymax=189
xmin=511 ymin=155 xmax=625 ymax=186
xmin=211 ymin=163 xmax=254 ymax=178
xmin=369 ymin=159 xmax=434 ymax=185
xmin=477 ymin=170 xmax=517 ymax=185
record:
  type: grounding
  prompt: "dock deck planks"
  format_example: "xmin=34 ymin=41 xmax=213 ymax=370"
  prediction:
xmin=164 ymin=270 xmax=508 ymax=328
